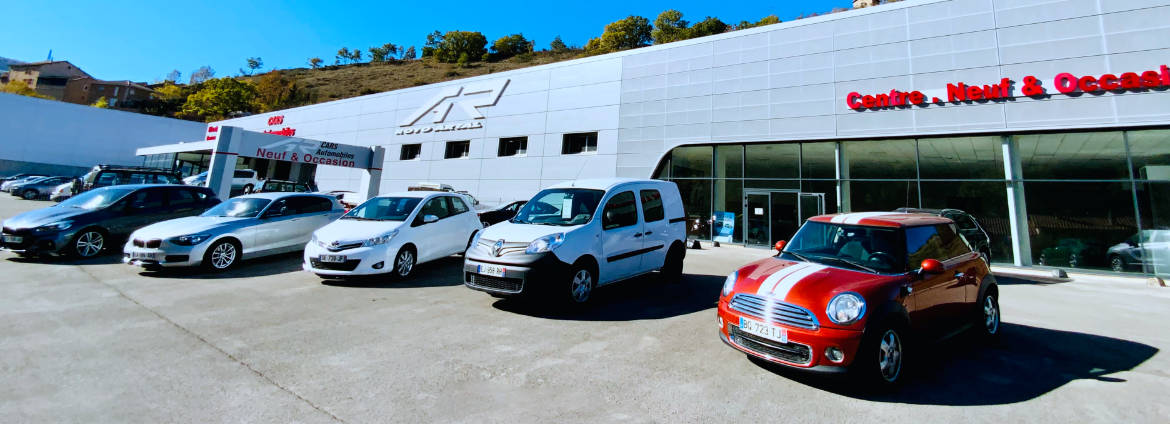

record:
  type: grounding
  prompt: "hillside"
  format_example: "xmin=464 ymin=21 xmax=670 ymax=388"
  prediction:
xmin=249 ymin=50 xmax=582 ymax=103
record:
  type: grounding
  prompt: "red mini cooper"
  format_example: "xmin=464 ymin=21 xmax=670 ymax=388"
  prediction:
xmin=717 ymin=212 xmax=1000 ymax=387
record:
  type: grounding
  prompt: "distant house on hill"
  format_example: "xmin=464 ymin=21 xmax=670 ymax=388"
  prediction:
xmin=6 ymin=60 xmax=154 ymax=110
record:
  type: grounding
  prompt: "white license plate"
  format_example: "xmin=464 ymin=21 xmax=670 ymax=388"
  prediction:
xmin=130 ymin=251 xmax=160 ymax=260
xmin=477 ymin=264 xmax=506 ymax=277
xmin=319 ymin=254 xmax=347 ymax=263
xmin=740 ymin=317 xmax=788 ymax=344
xmin=2 ymin=235 xmax=22 ymax=244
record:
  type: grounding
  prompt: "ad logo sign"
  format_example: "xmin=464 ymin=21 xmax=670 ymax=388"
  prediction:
xmin=398 ymin=79 xmax=509 ymax=132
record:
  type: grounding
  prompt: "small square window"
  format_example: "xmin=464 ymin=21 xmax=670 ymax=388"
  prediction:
xmin=400 ymin=144 xmax=421 ymax=160
xmin=498 ymin=137 xmax=528 ymax=157
xmin=562 ymin=132 xmax=598 ymax=155
xmin=444 ymin=141 xmax=470 ymax=159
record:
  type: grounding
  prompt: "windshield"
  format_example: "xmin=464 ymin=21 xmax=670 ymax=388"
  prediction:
xmin=201 ymin=198 xmax=271 ymax=218
xmin=782 ymin=221 xmax=905 ymax=274
xmin=343 ymin=197 xmax=422 ymax=221
xmin=511 ymin=188 xmax=604 ymax=226
xmin=58 ymin=187 xmax=135 ymax=210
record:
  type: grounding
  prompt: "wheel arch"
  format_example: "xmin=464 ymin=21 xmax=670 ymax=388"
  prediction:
xmin=977 ymin=274 xmax=999 ymax=301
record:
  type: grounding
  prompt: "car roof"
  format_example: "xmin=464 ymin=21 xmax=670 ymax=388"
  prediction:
xmin=236 ymin=192 xmax=333 ymax=200
xmin=375 ymin=191 xmax=449 ymax=199
xmin=548 ymin=178 xmax=664 ymax=191
xmin=808 ymin=212 xmax=953 ymax=228
xmin=95 ymin=184 xmax=190 ymax=190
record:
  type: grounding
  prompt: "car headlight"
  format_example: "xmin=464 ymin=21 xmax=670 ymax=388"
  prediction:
xmin=525 ymin=233 xmax=565 ymax=254
xmin=170 ymin=234 xmax=211 ymax=246
xmin=722 ymin=270 xmax=738 ymax=297
xmin=471 ymin=230 xmax=483 ymax=248
xmin=826 ymin=292 xmax=866 ymax=325
xmin=363 ymin=230 xmax=398 ymax=247
xmin=34 ymin=220 xmax=73 ymax=233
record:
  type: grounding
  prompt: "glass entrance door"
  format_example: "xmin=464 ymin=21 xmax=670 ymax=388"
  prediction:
xmin=745 ymin=191 xmax=826 ymax=246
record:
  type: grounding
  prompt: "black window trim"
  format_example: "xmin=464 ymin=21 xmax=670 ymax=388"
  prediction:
xmin=400 ymin=143 xmax=422 ymax=161
xmin=497 ymin=136 xmax=529 ymax=157
xmin=601 ymin=190 xmax=639 ymax=231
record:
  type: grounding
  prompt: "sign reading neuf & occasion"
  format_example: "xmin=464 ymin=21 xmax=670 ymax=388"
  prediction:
xmin=845 ymin=65 xmax=1170 ymax=111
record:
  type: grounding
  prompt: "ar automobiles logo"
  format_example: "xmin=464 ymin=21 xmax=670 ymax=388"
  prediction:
xmin=396 ymin=79 xmax=510 ymax=135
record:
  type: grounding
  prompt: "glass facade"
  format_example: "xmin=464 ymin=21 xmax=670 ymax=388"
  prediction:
xmin=656 ymin=128 xmax=1170 ymax=276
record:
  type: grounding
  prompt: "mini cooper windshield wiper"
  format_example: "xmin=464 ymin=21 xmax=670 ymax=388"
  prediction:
xmin=786 ymin=251 xmax=813 ymax=263
xmin=818 ymin=256 xmax=879 ymax=274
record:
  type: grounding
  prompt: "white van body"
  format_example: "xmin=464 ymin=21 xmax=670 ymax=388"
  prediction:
xmin=463 ymin=178 xmax=687 ymax=304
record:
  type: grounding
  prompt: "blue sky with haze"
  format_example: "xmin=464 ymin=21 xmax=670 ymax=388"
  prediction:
xmin=7 ymin=0 xmax=849 ymax=82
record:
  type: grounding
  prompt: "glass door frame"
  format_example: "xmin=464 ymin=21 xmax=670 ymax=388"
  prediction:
xmin=743 ymin=189 xmax=826 ymax=247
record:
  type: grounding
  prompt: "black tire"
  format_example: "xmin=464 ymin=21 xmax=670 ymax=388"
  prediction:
xmin=565 ymin=262 xmax=596 ymax=305
xmin=243 ymin=184 xmax=254 ymax=194
xmin=852 ymin=319 xmax=909 ymax=389
xmin=69 ymin=228 xmax=108 ymax=258
xmin=975 ymin=290 xmax=1001 ymax=342
xmin=1109 ymin=255 xmax=1126 ymax=273
xmin=660 ymin=245 xmax=684 ymax=284
xmin=21 ymin=189 xmax=38 ymax=200
xmin=203 ymin=239 xmax=240 ymax=271
xmin=393 ymin=245 xmax=416 ymax=279
xmin=461 ymin=231 xmax=478 ymax=256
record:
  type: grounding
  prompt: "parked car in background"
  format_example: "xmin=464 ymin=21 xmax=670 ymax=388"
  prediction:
xmin=1106 ymin=230 xmax=1170 ymax=272
xmin=464 ymin=178 xmax=687 ymax=304
xmin=1038 ymin=238 xmax=1107 ymax=268
xmin=10 ymin=176 xmax=74 ymax=200
xmin=257 ymin=180 xmax=313 ymax=193
xmin=0 ymin=185 xmax=219 ymax=258
xmin=231 ymin=169 xmax=263 ymax=193
xmin=76 ymin=165 xmax=182 ymax=193
xmin=455 ymin=190 xmax=480 ymax=207
xmin=1 ymin=175 xmax=48 ymax=192
xmin=304 ymin=192 xmax=482 ymax=279
xmin=895 ymin=208 xmax=991 ymax=260
xmin=50 ymin=182 xmax=75 ymax=202
xmin=718 ymin=212 xmax=998 ymax=387
xmin=321 ymin=190 xmax=360 ymax=209
xmin=1 ymin=173 xmax=47 ymax=185
xmin=124 ymin=193 xmax=344 ymax=271
xmin=183 ymin=171 xmax=207 ymax=186
xmin=477 ymin=200 xmax=527 ymax=227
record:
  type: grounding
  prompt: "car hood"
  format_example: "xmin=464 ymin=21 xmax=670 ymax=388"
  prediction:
xmin=2 ymin=206 xmax=90 ymax=230
xmin=131 ymin=216 xmax=249 ymax=239
xmin=730 ymin=257 xmax=906 ymax=328
xmin=314 ymin=219 xmax=404 ymax=244
xmin=479 ymin=221 xmax=582 ymax=243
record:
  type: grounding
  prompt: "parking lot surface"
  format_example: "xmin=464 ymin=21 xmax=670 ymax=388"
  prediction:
xmin=2 ymin=196 xmax=1168 ymax=423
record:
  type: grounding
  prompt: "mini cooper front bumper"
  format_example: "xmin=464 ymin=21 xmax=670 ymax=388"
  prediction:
xmin=717 ymin=298 xmax=863 ymax=372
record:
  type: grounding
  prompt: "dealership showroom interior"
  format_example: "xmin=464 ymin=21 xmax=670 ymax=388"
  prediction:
xmin=2 ymin=0 xmax=1169 ymax=422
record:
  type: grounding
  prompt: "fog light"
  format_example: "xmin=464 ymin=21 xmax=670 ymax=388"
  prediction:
xmin=372 ymin=261 xmax=384 ymax=270
xmin=717 ymin=316 xmax=724 ymax=329
xmin=825 ymin=347 xmax=844 ymax=363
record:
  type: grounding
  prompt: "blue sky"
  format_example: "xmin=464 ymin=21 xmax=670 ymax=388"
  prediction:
xmin=7 ymin=0 xmax=849 ymax=82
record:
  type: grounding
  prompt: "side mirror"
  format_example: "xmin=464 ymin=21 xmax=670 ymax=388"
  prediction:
xmin=774 ymin=240 xmax=787 ymax=252
xmin=920 ymin=258 xmax=944 ymax=275
xmin=422 ymin=214 xmax=439 ymax=224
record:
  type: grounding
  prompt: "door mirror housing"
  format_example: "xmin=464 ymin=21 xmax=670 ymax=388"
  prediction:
xmin=422 ymin=214 xmax=439 ymax=224
xmin=774 ymin=240 xmax=786 ymax=252
xmin=919 ymin=258 xmax=944 ymax=275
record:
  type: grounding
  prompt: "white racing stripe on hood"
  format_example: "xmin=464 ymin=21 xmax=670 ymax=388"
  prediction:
xmin=755 ymin=263 xmax=810 ymax=296
xmin=769 ymin=264 xmax=827 ymax=301
xmin=830 ymin=212 xmax=899 ymax=225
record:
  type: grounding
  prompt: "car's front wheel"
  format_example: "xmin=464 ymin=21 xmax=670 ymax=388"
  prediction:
xmin=70 ymin=229 xmax=107 ymax=258
xmin=1109 ymin=255 xmax=1126 ymax=272
xmin=975 ymin=291 xmax=1001 ymax=342
xmin=203 ymin=239 xmax=239 ymax=271
xmin=21 ymin=189 xmax=38 ymax=200
xmin=393 ymin=246 xmax=415 ymax=279
xmin=243 ymin=184 xmax=254 ymax=194
xmin=565 ymin=264 xmax=596 ymax=305
xmin=854 ymin=320 xmax=908 ymax=388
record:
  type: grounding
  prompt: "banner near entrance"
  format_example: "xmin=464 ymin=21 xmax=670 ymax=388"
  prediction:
xmin=242 ymin=131 xmax=372 ymax=169
xmin=713 ymin=211 xmax=736 ymax=243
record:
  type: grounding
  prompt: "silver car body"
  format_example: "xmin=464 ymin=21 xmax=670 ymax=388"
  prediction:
xmin=2 ymin=176 xmax=49 ymax=192
xmin=10 ymin=177 xmax=74 ymax=199
xmin=122 ymin=192 xmax=344 ymax=268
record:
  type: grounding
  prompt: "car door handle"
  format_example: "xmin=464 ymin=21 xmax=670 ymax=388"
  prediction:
xmin=644 ymin=231 xmax=653 ymax=235
xmin=633 ymin=233 xmax=643 ymax=238
xmin=954 ymin=272 xmax=965 ymax=279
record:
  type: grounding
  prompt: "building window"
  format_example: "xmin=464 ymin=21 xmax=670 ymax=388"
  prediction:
xmin=562 ymin=132 xmax=598 ymax=154
xmin=400 ymin=144 xmax=421 ymax=160
xmin=498 ymin=137 xmax=528 ymax=157
xmin=444 ymin=141 xmax=470 ymax=159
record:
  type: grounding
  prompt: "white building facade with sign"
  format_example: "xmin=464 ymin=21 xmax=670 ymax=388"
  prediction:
xmin=205 ymin=0 xmax=1170 ymax=275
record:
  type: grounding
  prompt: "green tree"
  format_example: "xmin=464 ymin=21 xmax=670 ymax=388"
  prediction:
xmin=241 ymin=57 xmax=263 ymax=75
xmin=434 ymin=31 xmax=487 ymax=64
xmin=736 ymin=15 xmax=780 ymax=29
xmin=141 ymin=82 xmax=191 ymax=117
xmin=585 ymin=15 xmax=652 ymax=55
xmin=368 ymin=43 xmax=399 ymax=62
xmin=490 ymin=34 xmax=533 ymax=60
xmin=254 ymin=71 xmax=308 ymax=112
xmin=549 ymin=36 xmax=570 ymax=52
xmin=0 ymin=81 xmax=52 ymax=99
xmin=308 ymin=57 xmax=323 ymax=69
xmin=336 ymin=47 xmax=351 ymax=64
xmin=349 ymin=49 xmax=363 ymax=63
xmin=651 ymin=10 xmax=688 ymax=44
xmin=402 ymin=46 xmax=417 ymax=60
xmin=91 ymin=96 xmax=110 ymax=108
xmin=178 ymin=77 xmax=258 ymax=122
xmin=688 ymin=17 xmax=728 ymax=38
xmin=422 ymin=31 xmax=444 ymax=57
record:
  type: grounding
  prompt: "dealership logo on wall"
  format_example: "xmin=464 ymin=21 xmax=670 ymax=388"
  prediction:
xmin=396 ymin=79 xmax=510 ymax=135
xmin=845 ymin=65 xmax=1170 ymax=111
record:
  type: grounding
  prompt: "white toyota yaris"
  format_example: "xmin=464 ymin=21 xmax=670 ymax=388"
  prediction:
xmin=303 ymin=191 xmax=482 ymax=279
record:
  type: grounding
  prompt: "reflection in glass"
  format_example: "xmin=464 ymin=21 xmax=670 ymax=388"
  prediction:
xmin=746 ymin=144 xmax=798 ymax=178
xmin=675 ymin=179 xmax=712 ymax=240
xmin=918 ymin=136 xmax=1003 ymax=180
xmin=1024 ymin=182 xmax=1136 ymax=270
xmin=920 ymin=181 xmax=1012 ymax=263
xmin=844 ymin=139 xmax=917 ymax=179
xmin=1127 ymin=129 xmax=1170 ymax=180
xmin=1134 ymin=181 xmax=1170 ymax=276
xmin=801 ymin=142 xmax=837 ymax=179
xmin=1015 ymin=132 xmax=1127 ymax=180
xmin=715 ymin=145 xmax=743 ymax=179
xmin=671 ymin=146 xmax=712 ymax=178
xmin=849 ymin=180 xmax=919 ymax=211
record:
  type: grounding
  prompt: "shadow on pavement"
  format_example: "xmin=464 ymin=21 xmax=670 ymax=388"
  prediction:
xmin=490 ymin=272 xmax=724 ymax=321
xmin=138 ymin=251 xmax=305 ymax=280
xmin=6 ymin=253 xmax=123 ymax=266
xmin=320 ymin=256 xmax=467 ymax=289
xmin=751 ymin=322 xmax=1157 ymax=406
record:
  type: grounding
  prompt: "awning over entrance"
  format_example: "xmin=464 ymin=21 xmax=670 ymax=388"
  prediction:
xmin=137 ymin=126 xmax=385 ymax=200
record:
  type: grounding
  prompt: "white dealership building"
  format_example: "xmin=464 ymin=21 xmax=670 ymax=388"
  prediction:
xmin=143 ymin=0 xmax=1170 ymax=275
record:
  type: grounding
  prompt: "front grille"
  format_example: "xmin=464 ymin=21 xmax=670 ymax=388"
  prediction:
xmin=327 ymin=242 xmax=362 ymax=252
xmin=476 ymin=238 xmax=529 ymax=256
xmin=729 ymin=325 xmax=812 ymax=365
xmin=134 ymin=239 xmax=161 ymax=248
xmin=309 ymin=258 xmax=361 ymax=271
xmin=466 ymin=273 xmax=523 ymax=293
xmin=729 ymin=293 xmax=819 ymax=330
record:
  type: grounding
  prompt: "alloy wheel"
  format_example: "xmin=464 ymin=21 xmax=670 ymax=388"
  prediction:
xmin=210 ymin=242 xmax=236 ymax=269
xmin=983 ymin=296 xmax=1000 ymax=335
xmin=570 ymin=269 xmax=593 ymax=303
xmin=878 ymin=329 xmax=903 ymax=383
xmin=1110 ymin=257 xmax=1125 ymax=272
xmin=75 ymin=231 xmax=104 ymax=257
xmin=22 ymin=190 xmax=37 ymax=200
xmin=396 ymin=250 xmax=414 ymax=276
